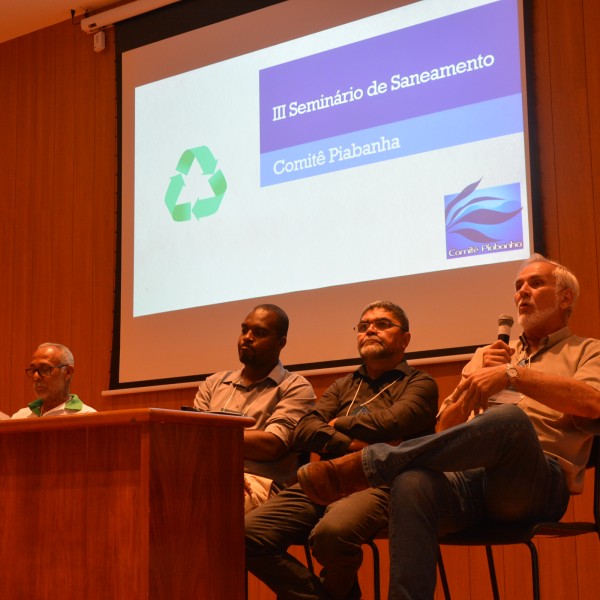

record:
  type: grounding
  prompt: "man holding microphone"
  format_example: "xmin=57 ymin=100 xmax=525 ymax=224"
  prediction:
xmin=298 ymin=254 xmax=600 ymax=600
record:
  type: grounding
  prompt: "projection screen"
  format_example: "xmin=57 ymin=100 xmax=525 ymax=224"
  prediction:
xmin=114 ymin=0 xmax=536 ymax=389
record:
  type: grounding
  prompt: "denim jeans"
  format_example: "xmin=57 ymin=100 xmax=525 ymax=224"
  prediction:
xmin=362 ymin=404 xmax=570 ymax=600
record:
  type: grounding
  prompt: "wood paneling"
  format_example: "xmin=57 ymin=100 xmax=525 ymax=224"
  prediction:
xmin=0 ymin=0 xmax=599 ymax=597
xmin=0 ymin=21 xmax=117 ymax=415
xmin=0 ymin=409 xmax=250 ymax=599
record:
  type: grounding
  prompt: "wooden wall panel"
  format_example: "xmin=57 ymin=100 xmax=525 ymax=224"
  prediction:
xmin=70 ymin=21 xmax=99 ymax=394
xmin=51 ymin=25 xmax=76 ymax=344
xmin=0 ymin=0 xmax=599 ymax=597
xmin=31 ymin=28 xmax=58 ymax=344
xmin=89 ymin=25 xmax=118 ymax=409
xmin=584 ymin=0 xmax=600 ymax=311
xmin=10 ymin=34 xmax=38 ymax=410
xmin=0 ymin=21 xmax=118 ymax=416
xmin=544 ymin=0 xmax=600 ymax=339
xmin=0 ymin=39 xmax=19 ymax=412
xmin=526 ymin=0 xmax=557 ymax=258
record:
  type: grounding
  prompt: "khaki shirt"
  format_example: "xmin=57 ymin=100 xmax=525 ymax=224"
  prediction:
xmin=462 ymin=327 xmax=600 ymax=493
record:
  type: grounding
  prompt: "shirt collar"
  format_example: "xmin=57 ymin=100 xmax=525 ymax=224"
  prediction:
xmin=518 ymin=326 xmax=571 ymax=357
xmin=28 ymin=394 xmax=84 ymax=417
xmin=355 ymin=360 xmax=409 ymax=383
xmin=222 ymin=361 xmax=285 ymax=387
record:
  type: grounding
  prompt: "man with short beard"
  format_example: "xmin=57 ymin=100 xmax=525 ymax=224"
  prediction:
xmin=245 ymin=300 xmax=438 ymax=600
xmin=193 ymin=304 xmax=315 ymax=512
xmin=297 ymin=254 xmax=600 ymax=600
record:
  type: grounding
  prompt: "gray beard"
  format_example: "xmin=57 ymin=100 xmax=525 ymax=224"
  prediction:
xmin=518 ymin=303 xmax=558 ymax=333
xmin=359 ymin=341 xmax=390 ymax=360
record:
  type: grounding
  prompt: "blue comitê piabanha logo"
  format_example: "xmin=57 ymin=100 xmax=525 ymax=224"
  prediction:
xmin=445 ymin=178 xmax=524 ymax=259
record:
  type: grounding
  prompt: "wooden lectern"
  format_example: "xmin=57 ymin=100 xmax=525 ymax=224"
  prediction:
xmin=0 ymin=408 xmax=254 ymax=599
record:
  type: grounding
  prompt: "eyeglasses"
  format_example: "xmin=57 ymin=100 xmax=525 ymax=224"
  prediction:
xmin=354 ymin=319 xmax=403 ymax=334
xmin=25 ymin=364 xmax=68 ymax=378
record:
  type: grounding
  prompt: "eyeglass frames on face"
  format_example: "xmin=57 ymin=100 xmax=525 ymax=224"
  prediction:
xmin=25 ymin=364 xmax=68 ymax=378
xmin=354 ymin=319 xmax=403 ymax=334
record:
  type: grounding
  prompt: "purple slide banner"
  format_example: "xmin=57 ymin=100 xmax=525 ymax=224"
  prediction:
xmin=259 ymin=0 xmax=521 ymax=154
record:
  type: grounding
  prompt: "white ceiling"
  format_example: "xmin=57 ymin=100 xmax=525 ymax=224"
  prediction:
xmin=0 ymin=1 xmax=125 ymax=44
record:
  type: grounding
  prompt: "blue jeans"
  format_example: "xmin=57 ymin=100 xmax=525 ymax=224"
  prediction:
xmin=362 ymin=405 xmax=570 ymax=600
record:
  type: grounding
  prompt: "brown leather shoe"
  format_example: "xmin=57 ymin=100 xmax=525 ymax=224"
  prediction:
xmin=297 ymin=451 xmax=369 ymax=505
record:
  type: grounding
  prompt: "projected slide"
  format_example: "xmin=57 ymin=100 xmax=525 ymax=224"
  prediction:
xmin=132 ymin=0 xmax=529 ymax=319
xmin=118 ymin=0 xmax=533 ymax=387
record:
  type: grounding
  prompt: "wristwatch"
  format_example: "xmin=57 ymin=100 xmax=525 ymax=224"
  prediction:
xmin=506 ymin=363 xmax=518 ymax=389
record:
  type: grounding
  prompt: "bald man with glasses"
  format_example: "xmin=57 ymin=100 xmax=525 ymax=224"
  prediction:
xmin=12 ymin=342 xmax=96 ymax=419
xmin=246 ymin=300 xmax=438 ymax=600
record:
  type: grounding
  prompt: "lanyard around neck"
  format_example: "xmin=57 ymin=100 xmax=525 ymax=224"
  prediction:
xmin=345 ymin=376 xmax=402 ymax=417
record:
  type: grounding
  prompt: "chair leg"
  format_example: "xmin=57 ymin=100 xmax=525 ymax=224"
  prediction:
xmin=525 ymin=541 xmax=540 ymax=600
xmin=304 ymin=543 xmax=315 ymax=574
xmin=365 ymin=540 xmax=381 ymax=600
xmin=437 ymin=550 xmax=452 ymax=600
xmin=485 ymin=546 xmax=500 ymax=600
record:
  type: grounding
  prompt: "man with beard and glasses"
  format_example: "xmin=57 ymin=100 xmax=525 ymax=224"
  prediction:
xmin=297 ymin=255 xmax=600 ymax=600
xmin=245 ymin=300 xmax=438 ymax=600
xmin=193 ymin=304 xmax=315 ymax=512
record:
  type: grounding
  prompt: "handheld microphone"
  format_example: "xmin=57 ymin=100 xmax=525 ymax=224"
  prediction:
xmin=497 ymin=314 xmax=514 ymax=344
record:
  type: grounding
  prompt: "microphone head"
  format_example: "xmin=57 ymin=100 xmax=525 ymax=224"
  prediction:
xmin=497 ymin=313 xmax=514 ymax=344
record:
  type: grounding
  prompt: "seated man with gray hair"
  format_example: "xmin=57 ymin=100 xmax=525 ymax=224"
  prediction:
xmin=297 ymin=254 xmax=600 ymax=600
xmin=12 ymin=342 xmax=96 ymax=418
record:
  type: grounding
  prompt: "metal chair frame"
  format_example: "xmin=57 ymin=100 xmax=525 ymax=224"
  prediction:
xmin=437 ymin=436 xmax=600 ymax=600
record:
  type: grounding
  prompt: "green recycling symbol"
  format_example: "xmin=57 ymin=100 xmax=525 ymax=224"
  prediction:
xmin=164 ymin=146 xmax=227 ymax=222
